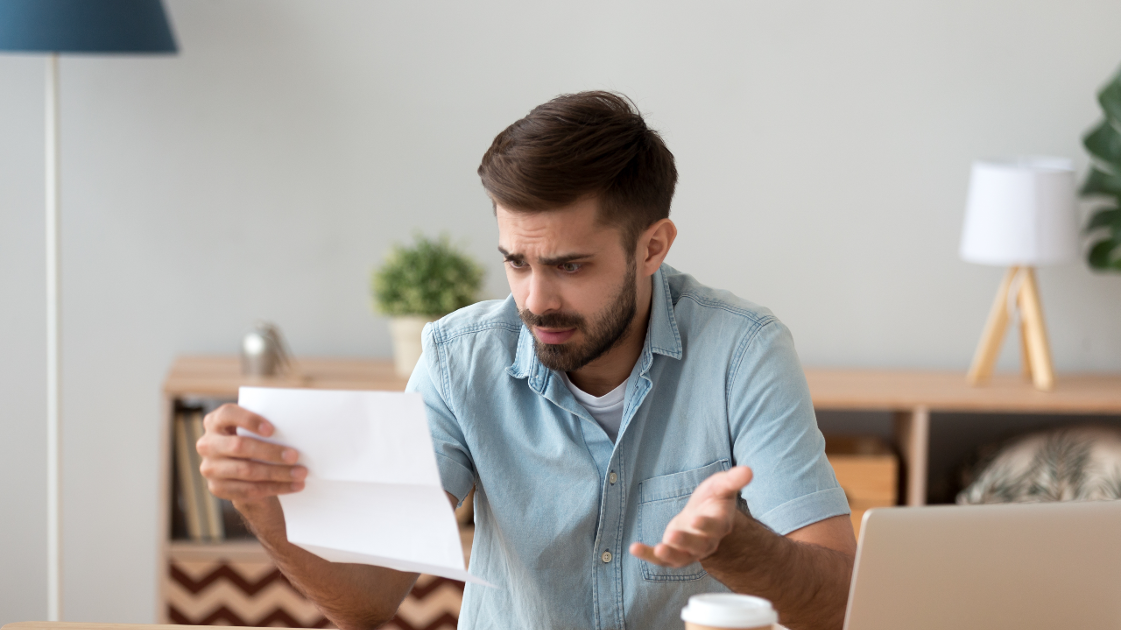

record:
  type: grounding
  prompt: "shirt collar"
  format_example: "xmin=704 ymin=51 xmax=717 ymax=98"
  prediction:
xmin=507 ymin=264 xmax=682 ymax=386
xmin=647 ymin=263 xmax=683 ymax=361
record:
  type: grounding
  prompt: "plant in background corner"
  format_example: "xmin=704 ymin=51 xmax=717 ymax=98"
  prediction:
xmin=372 ymin=233 xmax=485 ymax=316
xmin=1082 ymin=67 xmax=1121 ymax=272
xmin=372 ymin=234 xmax=484 ymax=377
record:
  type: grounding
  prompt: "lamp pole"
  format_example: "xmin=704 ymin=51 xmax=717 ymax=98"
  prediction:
xmin=0 ymin=2 xmax=178 ymax=620
xmin=45 ymin=51 xmax=63 ymax=623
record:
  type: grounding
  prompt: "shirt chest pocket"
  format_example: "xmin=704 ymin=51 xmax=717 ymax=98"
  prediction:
xmin=636 ymin=459 xmax=730 ymax=582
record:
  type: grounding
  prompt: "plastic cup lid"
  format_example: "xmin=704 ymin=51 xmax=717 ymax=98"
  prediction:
xmin=680 ymin=593 xmax=778 ymax=628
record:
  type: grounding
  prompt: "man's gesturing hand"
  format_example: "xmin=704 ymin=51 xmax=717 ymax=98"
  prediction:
xmin=629 ymin=466 xmax=753 ymax=568
xmin=196 ymin=403 xmax=307 ymax=503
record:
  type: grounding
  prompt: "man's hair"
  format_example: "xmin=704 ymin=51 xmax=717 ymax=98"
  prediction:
xmin=478 ymin=91 xmax=677 ymax=251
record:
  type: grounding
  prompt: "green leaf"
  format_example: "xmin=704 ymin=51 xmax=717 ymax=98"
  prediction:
xmin=1084 ymin=119 xmax=1121 ymax=170
xmin=1084 ymin=207 xmax=1121 ymax=233
xmin=1087 ymin=236 xmax=1121 ymax=270
xmin=1087 ymin=238 xmax=1112 ymax=268
xmin=1081 ymin=167 xmax=1121 ymax=198
xmin=1100 ymin=74 xmax=1121 ymax=125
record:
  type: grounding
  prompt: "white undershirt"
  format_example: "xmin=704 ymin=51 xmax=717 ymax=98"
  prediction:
xmin=562 ymin=373 xmax=626 ymax=442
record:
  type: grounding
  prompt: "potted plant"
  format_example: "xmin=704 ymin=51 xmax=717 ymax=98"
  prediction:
xmin=372 ymin=234 xmax=484 ymax=377
xmin=1082 ymin=67 xmax=1121 ymax=271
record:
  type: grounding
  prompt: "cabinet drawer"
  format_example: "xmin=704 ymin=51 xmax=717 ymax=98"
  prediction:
xmin=825 ymin=435 xmax=898 ymax=538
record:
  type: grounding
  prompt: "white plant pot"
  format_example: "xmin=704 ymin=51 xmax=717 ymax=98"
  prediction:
xmin=389 ymin=315 xmax=437 ymax=378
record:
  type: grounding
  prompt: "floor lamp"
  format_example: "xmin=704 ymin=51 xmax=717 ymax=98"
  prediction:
xmin=0 ymin=1 xmax=176 ymax=620
xmin=960 ymin=157 xmax=1079 ymax=391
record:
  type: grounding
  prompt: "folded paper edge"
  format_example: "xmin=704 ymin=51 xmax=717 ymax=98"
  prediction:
xmin=295 ymin=541 xmax=496 ymax=588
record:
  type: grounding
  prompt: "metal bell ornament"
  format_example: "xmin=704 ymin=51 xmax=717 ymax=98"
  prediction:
xmin=241 ymin=321 xmax=294 ymax=377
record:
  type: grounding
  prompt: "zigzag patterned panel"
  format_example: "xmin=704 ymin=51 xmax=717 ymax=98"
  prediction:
xmin=169 ymin=558 xmax=463 ymax=629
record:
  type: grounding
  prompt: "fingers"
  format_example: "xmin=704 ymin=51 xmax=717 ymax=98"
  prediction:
xmin=201 ymin=457 xmax=307 ymax=484
xmin=665 ymin=513 xmax=726 ymax=544
xmin=631 ymin=470 xmax=753 ymax=570
xmin=196 ymin=403 xmax=304 ymax=503
xmin=629 ymin=542 xmax=658 ymax=564
xmin=652 ymin=543 xmax=698 ymax=567
xmin=630 ymin=515 xmax=721 ymax=568
xmin=663 ymin=527 xmax=719 ymax=561
xmin=203 ymin=403 xmax=274 ymax=437
xmin=198 ymin=450 xmax=307 ymax=501
xmin=727 ymin=465 xmax=753 ymax=488
xmin=628 ymin=541 xmax=701 ymax=568
xmin=695 ymin=466 xmax=753 ymax=502
xmin=198 ymin=432 xmax=297 ymax=465
xmin=650 ymin=513 xmax=726 ymax=564
xmin=207 ymin=479 xmax=305 ymax=502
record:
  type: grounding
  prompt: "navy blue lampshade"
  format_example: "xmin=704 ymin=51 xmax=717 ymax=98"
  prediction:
xmin=0 ymin=0 xmax=176 ymax=53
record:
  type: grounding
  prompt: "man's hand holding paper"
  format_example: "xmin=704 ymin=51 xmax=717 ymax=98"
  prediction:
xmin=197 ymin=404 xmax=308 ymax=502
xmin=233 ymin=387 xmax=485 ymax=585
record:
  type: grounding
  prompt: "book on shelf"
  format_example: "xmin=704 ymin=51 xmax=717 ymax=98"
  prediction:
xmin=189 ymin=410 xmax=224 ymax=539
xmin=173 ymin=409 xmax=204 ymax=540
xmin=172 ymin=404 xmax=253 ymax=542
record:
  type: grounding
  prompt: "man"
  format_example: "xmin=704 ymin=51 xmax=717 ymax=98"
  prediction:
xmin=198 ymin=91 xmax=856 ymax=630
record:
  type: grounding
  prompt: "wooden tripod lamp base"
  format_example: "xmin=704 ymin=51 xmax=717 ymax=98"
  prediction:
xmin=967 ymin=266 xmax=1055 ymax=391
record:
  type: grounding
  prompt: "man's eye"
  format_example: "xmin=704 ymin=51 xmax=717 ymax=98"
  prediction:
xmin=560 ymin=263 xmax=581 ymax=273
xmin=508 ymin=259 xmax=527 ymax=269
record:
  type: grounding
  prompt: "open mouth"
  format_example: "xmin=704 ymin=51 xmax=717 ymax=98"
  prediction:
xmin=534 ymin=327 xmax=576 ymax=344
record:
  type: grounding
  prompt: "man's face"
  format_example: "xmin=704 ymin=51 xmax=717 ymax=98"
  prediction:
xmin=496 ymin=198 xmax=638 ymax=373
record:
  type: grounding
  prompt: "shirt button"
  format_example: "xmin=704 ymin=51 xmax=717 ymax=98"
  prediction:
xmin=601 ymin=550 xmax=613 ymax=563
xmin=609 ymin=472 xmax=618 ymax=484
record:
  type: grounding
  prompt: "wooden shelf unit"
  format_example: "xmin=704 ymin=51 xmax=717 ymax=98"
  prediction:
xmin=158 ymin=356 xmax=1121 ymax=622
xmin=805 ymin=369 xmax=1121 ymax=506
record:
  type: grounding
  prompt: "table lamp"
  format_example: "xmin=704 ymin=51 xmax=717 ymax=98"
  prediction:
xmin=960 ymin=157 xmax=1079 ymax=391
xmin=0 ymin=0 xmax=177 ymax=620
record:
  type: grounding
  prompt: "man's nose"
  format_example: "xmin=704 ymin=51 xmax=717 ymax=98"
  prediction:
xmin=524 ymin=271 xmax=562 ymax=316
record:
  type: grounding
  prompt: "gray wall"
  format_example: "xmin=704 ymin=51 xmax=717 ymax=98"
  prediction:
xmin=3 ymin=0 xmax=1121 ymax=623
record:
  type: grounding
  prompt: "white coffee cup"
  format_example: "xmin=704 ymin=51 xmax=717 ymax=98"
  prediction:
xmin=680 ymin=593 xmax=778 ymax=630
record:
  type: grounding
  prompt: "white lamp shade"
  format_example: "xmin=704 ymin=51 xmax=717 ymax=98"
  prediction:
xmin=959 ymin=157 xmax=1079 ymax=266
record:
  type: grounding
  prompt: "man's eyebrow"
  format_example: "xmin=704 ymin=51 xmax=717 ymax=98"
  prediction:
xmin=497 ymin=247 xmax=593 ymax=266
xmin=539 ymin=252 xmax=593 ymax=266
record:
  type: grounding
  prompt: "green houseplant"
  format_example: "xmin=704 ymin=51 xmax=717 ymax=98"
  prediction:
xmin=372 ymin=234 xmax=484 ymax=376
xmin=1082 ymin=68 xmax=1121 ymax=271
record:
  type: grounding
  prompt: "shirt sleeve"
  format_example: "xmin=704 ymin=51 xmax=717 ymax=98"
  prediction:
xmin=727 ymin=318 xmax=850 ymax=535
xmin=405 ymin=321 xmax=477 ymax=506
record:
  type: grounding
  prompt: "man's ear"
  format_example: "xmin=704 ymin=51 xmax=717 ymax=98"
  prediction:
xmin=637 ymin=219 xmax=677 ymax=276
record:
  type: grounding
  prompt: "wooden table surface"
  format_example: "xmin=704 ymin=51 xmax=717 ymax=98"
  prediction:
xmin=5 ymin=618 xmax=284 ymax=623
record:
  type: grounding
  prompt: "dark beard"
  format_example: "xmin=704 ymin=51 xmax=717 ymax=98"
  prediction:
xmin=519 ymin=262 xmax=638 ymax=373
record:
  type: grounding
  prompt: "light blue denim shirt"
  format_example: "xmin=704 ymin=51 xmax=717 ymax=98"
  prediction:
xmin=406 ymin=264 xmax=849 ymax=630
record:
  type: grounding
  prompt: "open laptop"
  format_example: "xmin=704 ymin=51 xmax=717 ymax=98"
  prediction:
xmin=843 ymin=500 xmax=1121 ymax=629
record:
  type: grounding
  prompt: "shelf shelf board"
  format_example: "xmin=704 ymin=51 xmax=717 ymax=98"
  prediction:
xmin=168 ymin=539 xmax=267 ymax=563
xmin=165 ymin=355 xmax=410 ymax=398
xmin=805 ymin=369 xmax=1121 ymax=414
